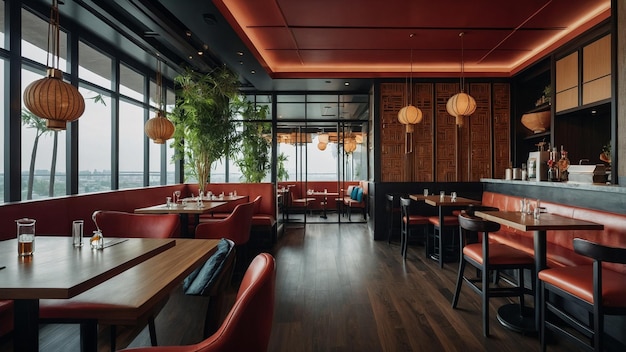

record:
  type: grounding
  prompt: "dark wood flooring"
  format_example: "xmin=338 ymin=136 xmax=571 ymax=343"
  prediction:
xmin=0 ymin=221 xmax=578 ymax=351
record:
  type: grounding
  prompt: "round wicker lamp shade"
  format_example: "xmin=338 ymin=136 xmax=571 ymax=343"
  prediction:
xmin=145 ymin=110 xmax=175 ymax=144
xmin=446 ymin=92 xmax=476 ymax=126
xmin=23 ymin=68 xmax=85 ymax=130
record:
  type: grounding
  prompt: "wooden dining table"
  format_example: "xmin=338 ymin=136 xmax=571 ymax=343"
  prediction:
xmin=39 ymin=238 xmax=220 ymax=351
xmin=311 ymin=191 xmax=340 ymax=219
xmin=134 ymin=201 xmax=228 ymax=238
xmin=474 ymin=210 xmax=604 ymax=333
xmin=410 ymin=194 xmax=481 ymax=267
xmin=0 ymin=236 xmax=176 ymax=352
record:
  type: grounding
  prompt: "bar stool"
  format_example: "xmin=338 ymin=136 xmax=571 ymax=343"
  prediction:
xmin=539 ymin=238 xmax=626 ymax=352
xmin=452 ymin=211 xmax=535 ymax=337
xmin=386 ymin=194 xmax=401 ymax=244
xmin=399 ymin=197 xmax=430 ymax=259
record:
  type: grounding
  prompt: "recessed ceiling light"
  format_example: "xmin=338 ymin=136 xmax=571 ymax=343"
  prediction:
xmin=197 ymin=51 xmax=203 ymax=55
xmin=236 ymin=51 xmax=244 ymax=56
xmin=250 ymin=70 xmax=256 ymax=74
xmin=185 ymin=30 xmax=192 ymax=37
xmin=344 ymin=82 xmax=350 ymax=86
xmin=188 ymin=55 xmax=193 ymax=59
xmin=239 ymin=61 xmax=244 ymax=65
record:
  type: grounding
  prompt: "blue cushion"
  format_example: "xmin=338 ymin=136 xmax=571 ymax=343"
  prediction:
xmin=351 ymin=186 xmax=360 ymax=200
xmin=356 ymin=187 xmax=363 ymax=202
xmin=183 ymin=238 xmax=233 ymax=296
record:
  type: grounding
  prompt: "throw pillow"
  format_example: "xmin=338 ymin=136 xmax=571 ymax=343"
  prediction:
xmin=356 ymin=187 xmax=364 ymax=202
xmin=183 ymin=238 xmax=233 ymax=296
xmin=351 ymin=186 xmax=360 ymax=200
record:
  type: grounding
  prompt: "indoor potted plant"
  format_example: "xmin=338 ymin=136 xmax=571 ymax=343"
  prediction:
xmin=170 ymin=65 xmax=241 ymax=194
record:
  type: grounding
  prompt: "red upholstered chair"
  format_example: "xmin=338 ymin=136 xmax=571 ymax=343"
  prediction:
xmin=195 ymin=201 xmax=255 ymax=246
xmin=452 ymin=212 xmax=535 ymax=337
xmin=120 ymin=253 xmax=276 ymax=352
xmin=539 ymin=238 xmax=626 ymax=352
xmin=92 ymin=210 xmax=180 ymax=238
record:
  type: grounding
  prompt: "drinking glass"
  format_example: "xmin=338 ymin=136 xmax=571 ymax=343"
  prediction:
xmin=166 ymin=196 xmax=172 ymax=208
xmin=16 ymin=218 xmax=36 ymax=256
xmin=173 ymin=190 xmax=181 ymax=204
xmin=439 ymin=191 xmax=445 ymax=199
xmin=423 ymin=189 xmax=429 ymax=196
xmin=72 ymin=220 xmax=84 ymax=247
xmin=451 ymin=192 xmax=457 ymax=201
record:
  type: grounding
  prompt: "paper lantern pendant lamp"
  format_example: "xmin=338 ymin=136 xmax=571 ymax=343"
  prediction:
xmin=446 ymin=92 xmax=476 ymax=126
xmin=145 ymin=110 xmax=175 ymax=144
xmin=23 ymin=68 xmax=85 ymax=130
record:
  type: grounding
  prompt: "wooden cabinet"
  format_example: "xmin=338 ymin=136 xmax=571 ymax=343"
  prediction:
xmin=555 ymin=34 xmax=611 ymax=113
xmin=555 ymin=52 xmax=578 ymax=112
xmin=582 ymin=34 xmax=611 ymax=105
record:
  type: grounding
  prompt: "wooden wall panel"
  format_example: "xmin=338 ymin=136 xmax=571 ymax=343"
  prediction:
xmin=378 ymin=81 xmax=509 ymax=183
xmin=436 ymin=83 xmax=460 ymax=182
xmin=468 ymin=83 xmax=492 ymax=181
xmin=493 ymin=83 xmax=511 ymax=180
xmin=380 ymin=83 xmax=405 ymax=182
xmin=412 ymin=83 xmax=434 ymax=181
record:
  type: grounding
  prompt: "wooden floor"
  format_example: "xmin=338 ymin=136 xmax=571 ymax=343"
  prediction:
xmin=1 ymin=221 xmax=578 ymax=351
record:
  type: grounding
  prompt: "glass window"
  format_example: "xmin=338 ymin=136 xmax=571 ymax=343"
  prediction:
xmin=118 ymin=100 xmax=145 ymax=189
xmin=78 ymin=86 xmax=111 ymax=193
xmin=165 ymin=88 xmax=176 ymax=184
xmin=0 ymin=1 xmax=5 ymax=50
xmin=119 ymin=63 xmax=144 ymax=101
xmin=22 ymin=9 xmax=67 ymax=70
xmin=21 ymin=68 xmax=67 ymax=200
xmin=148 ymin=112 xmax=161 ymax=186
xmin=0 ymin=59 xmax=4 ymax=202
xmin=79 ymin=41 xmax=112 ymax=89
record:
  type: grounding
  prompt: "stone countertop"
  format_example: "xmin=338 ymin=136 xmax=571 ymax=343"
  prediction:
xmin=480 ymin=178 xmax=626 ymax=194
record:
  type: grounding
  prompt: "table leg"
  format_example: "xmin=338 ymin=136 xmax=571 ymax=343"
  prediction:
xmin=14 ymin=299 xmax=39 ymax=352
xmin=496 ymin=229 xmax=545 ymax=333
xmin=534 ymin=230 xmax=547 ymax=331
xmin=179 ymin=214 xmax=190 ymax=238
xmin=320 ymin=196 xmax=328 ymax=219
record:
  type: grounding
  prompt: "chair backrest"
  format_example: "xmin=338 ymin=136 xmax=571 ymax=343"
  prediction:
xmin=399 ymin=197 xmax=412 ymax=219
xmin=195 ymin=201 xmax=255 ymax=245
xmin=252 ymin=195 xmax=263 ymax=214
xmin=458 ymin=212 xmax=501 ymax=234
xmin=195 ymin=253 xmax=276 ymax=352
xmin=573 ymin=238 xmax=626 ymax=264
xmin=92 ymin=210 xmax=179 ymax=238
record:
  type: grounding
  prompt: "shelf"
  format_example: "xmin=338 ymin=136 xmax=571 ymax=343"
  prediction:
xmin=523 ymin=131 xmax=550 ymax=140
xmin=527 ymin=103 xmax=551 ymax=113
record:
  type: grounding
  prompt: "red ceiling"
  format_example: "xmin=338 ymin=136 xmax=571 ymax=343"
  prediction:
xmin=213 ymin=0 xmax=610 ymax=78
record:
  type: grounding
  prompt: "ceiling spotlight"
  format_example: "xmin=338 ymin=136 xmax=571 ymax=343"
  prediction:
xmin=203 ymin=13 xmax=217 ymax=25
xmin=344 ymin=82 xmax=350 ymax=86
xmin=185 ymin=30 xmax=192 ymax=37
xmin=239 ymin=61 xmax=244 ymax=65
xmin=197 ymin=51 xmax=203 ymax=55
xmin=236 ymin=51 xmax=244 ymax=56
xmin=188 ymin=55 xmax=193 ymax=59
xmin=250 ymin=70 xmax=256 ymax=74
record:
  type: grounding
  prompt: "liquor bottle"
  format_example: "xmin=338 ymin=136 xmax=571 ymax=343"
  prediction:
xmin=558 ymin=145 xmax=570 ymax=182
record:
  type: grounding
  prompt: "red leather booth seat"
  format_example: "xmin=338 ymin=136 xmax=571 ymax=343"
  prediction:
xmin=482 ymin=191 xmax=626 ymax=274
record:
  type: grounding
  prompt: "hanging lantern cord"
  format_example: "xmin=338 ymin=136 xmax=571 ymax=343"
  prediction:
xmin=47 ymin=0 xmax=60 ymax=70
xmin=459 ymin=32 xmax=465 ymax=92
xmin=155 ymin=58 xmax=163 ymax=112
xmin=409 ymin=33 xmax=414 ymax=105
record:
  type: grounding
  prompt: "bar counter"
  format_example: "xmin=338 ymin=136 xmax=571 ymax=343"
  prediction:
xmin=481 ymin=178 xmax=626 ymax=214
